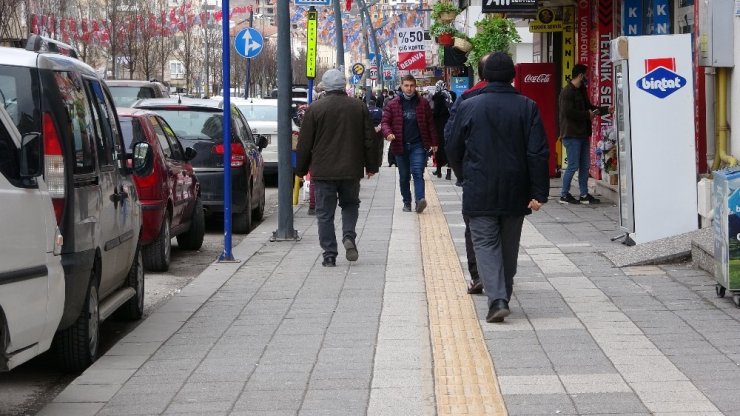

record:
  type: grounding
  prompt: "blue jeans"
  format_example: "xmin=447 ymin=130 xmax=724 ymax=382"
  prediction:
xmin=560 ymin=137 xmax=590 ymax=197
xmin=395 ymin=142 xmax=426 ymax=205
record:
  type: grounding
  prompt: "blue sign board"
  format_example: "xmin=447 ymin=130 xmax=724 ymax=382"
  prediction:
xmin=294 ymin=0 xmax=331 ymax=5
xmin=234 ymin=27 xmax=264 ymax=58
xmin=350 ymin=74 xmax=362 ymax=85
xmin=451 ymin=77 xmax=470 ymax=98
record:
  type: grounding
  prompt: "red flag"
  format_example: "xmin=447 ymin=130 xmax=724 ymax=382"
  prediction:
xmin=345 ymin=0 xmax=352 ymax=11
xmin=81 ymin=18 xmax=88 ymax=32
xmin=92 ymin=20 xmax=99 ymax=32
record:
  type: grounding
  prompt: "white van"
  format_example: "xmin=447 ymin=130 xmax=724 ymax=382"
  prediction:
xmin=0 ymin=105 xmax=65 ymax=371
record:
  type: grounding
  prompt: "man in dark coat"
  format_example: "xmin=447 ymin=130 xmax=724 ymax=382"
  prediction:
xmin=447 ymin=53 xmax=549 ymax=323
xmin=444 ymin=53 xmax=489 ymax=296
xmin=296 ymin=69 xmax=380 ymax=267
xmin=381 ymin=74 xmax=438 ymax=213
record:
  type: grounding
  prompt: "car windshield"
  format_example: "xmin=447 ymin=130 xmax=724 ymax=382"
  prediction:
xmin=152 ymin=109 xmax=223 ymax=141
xmin=236 ymin=105 xmax=277 ymax=122
xmin=109 ymin=86 xmax=156 ymax=107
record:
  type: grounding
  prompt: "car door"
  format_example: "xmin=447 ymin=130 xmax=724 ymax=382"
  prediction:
xmin=148 ymin=116 xmax=182 ymax=226
xmin=159 ymin=116 xmax=196 ymax=227
xmin=0 ymin=106 xmax=51 ymax=354
xmin=236 ymin=112 xmax=263 ymax=191
xmin=85 ymin=79 xmax=131 ymax=296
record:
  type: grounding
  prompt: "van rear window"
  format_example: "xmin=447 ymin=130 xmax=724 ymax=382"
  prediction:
xmin=53 ymin=72 xmax=96 ymax=174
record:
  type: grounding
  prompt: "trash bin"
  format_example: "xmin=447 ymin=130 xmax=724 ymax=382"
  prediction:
xmin=713 ymin=168 xmax=740 ymax=305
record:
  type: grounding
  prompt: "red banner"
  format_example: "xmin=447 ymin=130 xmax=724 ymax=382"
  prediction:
xmin=588 ymin=0 xmax=613 ymax=180
xmin=397 ymin=51 xmax=426 ymax=71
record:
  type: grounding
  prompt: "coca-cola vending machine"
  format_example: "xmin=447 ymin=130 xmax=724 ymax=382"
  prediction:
xmin=514 ymin=63 xmax=558 ymax=177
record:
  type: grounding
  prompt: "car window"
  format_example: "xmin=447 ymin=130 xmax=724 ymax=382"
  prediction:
xmin=85 ymin=80 xmax=116 ymax=168
xmin=148 ymin=116 xmax=173 ymax=158
xmin=236 ymin=105 xmax=277 ymax=122
xmin=53 ymin=72 xmax=96 ymax=174
xmin=232 ymin=111 xmax=251 ymax=143
xmin=0 ymin=65 xmax=41 ymax=143
xmin=109 ymin=86 xmax=156 ymax=108
xmin=0 ymin=116 xmax=19 ymax=181
xmin=157 ymin=117 xmax=184 ymax=160
xmin=152 ymin=109 xmax=229 ymax=142
xmin=119 ymin=117 xmax=146 ymax=152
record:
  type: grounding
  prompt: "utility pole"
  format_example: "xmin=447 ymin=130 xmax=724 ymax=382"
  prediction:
xmin=273 ymin=0 xmax=298 ymax=241
xmin=219 ymin=0 xmax=235 ymax=261
xmin=245 ymin=6 xmax=253 ymax=98
xmin=332 ymin=0 xmax=345 ymax=70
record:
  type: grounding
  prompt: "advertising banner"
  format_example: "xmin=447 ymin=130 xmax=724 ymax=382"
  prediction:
xmin=561 ymin=6 xmax=575 ymax=87
xmin=588 ymin=0 xmax=614 ymax=179
xmin=397 ymin=51 xmax=426 ymax=71
xmin=482 ymin=0 xmax=536 ymax=15
xmin=576 ymin=0 xmax=590 ymax=65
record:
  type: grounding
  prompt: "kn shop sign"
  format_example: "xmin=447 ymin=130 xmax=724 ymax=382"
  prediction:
xmin=396 ymin=27 xmax=426 ymax=71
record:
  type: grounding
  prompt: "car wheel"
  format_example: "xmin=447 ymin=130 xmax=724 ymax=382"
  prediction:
xmin=115 ymin=243 xmax=144 ymax=320
xmin=252 ymin=177 xmax=266 ymax=221
xmin=233 ymin=188 xmax=252 ymax=234
xmin=53 ymin=270 xmax=100 ymax=372
xmin=143 ymin=214 xmax=171 ymax=272
xmin=177 ymin=197 xmax=205 ymax=250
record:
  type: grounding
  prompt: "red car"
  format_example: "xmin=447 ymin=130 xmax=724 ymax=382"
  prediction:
xmin=118 ymin=108 xmax=205 ymax=272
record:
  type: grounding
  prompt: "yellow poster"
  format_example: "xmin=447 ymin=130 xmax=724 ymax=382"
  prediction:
xmin=559 ymin=6 xmax=576 ymax=170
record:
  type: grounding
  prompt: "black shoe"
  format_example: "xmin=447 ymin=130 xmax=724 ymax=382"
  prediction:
xmin=445 ymin=169 xmax=452 ymax=180
xmin=455 ymin=180 xmax=463 ymax=187
xmin=486 ymin=299 xmax=510 ymax=323
xmin=322 ymin=256 xmax=336 ymax=267
xmin=307 ymin=207 xmax=316 ymax=215
xmin=467 ymin=279 xmax=483 ymax=295
xmin=559 ymin=193 xmax=580 ymax=205
xmin=403 ymin=203 xmax=412 ymax=212
xmin=434 ymin=169 xmax=442 ymax=178
xmin=416 ymin=199 xmax=427 ymax=214
xmin=579 ymin=194 xmax=601 ymax=204
xmin=343 ymin=237 xmax=358 ymax=262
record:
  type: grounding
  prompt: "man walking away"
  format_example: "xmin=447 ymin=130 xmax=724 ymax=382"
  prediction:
xmin=447 ymin=53 xmax=549 ymax=323
xmin=296 ymin=69 xmax=380 ymax=267
xmin=445 ymin=53 xmax=490 ymax=295
xmin=381 ymin=75 xmax=438 ymax=213
xmin=558 ymin=64 xmax=604 ymax=205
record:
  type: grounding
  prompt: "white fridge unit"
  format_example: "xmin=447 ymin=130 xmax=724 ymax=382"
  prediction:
xmin=610 ymin=34 xmax=698 ymax=244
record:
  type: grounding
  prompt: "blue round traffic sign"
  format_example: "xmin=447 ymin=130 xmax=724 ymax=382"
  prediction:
xmin=234 ymin=27 xmax=264 ymax=58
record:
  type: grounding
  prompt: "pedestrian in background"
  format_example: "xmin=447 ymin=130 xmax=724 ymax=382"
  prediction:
xmin=445 ymin=53 xmax=490 ymax=295
xmin=296 ymin=69 xmax=380 ymax=267
xmin=447 ymin=53 xmax=549 ymax=323
xmin=431 ymin=80 xmax=452 ymax=180
xmin=381 ymin=74 xmax=438 ymax=213
xmin=558 ymin=64 xmax=604 ymax=205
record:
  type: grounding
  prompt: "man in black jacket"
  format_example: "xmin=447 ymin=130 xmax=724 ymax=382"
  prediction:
xmin=558 ymin=64 xmax=604 ymax=205
xmin=447 ymin=53 xmax=550 ymax=323
xmin=296 ymin=69 xmax=380 ymax=267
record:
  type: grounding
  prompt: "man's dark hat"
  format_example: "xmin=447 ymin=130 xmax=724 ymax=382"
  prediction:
xmin=483 ymin=52 xmax=515 ymax=82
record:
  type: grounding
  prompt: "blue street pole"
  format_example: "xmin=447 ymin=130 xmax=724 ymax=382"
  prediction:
xmin=308 ymin=79 xmax=313 ymax=103
xmin=245 ymin=8 xmax=253 ymax=98
xmin=220 ymin=0 xmax=235 ymax=261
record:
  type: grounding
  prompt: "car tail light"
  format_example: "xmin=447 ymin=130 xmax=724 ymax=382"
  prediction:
xmin=212 ymin=143 xmax=246 ymax=167
xmin=43 ymin=112 xmax=65 ymax=223
xmin=135 ymin=168 xmax=159 ymax=198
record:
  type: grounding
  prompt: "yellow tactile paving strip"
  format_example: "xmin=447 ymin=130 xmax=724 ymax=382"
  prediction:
xmin=419 ymin=177 xmax=508 ymax=415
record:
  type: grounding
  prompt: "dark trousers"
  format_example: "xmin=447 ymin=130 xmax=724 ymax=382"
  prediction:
xmin=463 ymin=215 xmax=479 ymax=281
xmin=314 ymin=179 xmax=361 ymax=259
xmin=469 ymin=215 xmax=525 ymax=307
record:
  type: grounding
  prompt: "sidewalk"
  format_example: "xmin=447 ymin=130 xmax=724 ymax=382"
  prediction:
xmin=40 ymin=166 xmax=740 ymax=415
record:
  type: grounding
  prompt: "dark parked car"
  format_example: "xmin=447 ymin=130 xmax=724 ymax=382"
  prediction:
xmin=106 ymin=80 xmax=168 ymax=108
xmin=133 ymin=98 xmax=267 ymax=233
xmin=118 ymin=108 xmax=205 ymax=272
xmin=0 ymin=35 xmax=154 ymax=371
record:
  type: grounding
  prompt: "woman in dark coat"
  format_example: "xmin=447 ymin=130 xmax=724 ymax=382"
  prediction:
xmin=432 ymin=80 xmax=452 ymax=179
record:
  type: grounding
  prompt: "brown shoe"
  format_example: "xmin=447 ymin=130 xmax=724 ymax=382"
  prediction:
xmin=467 ymin=279 xmax=483 ymax=294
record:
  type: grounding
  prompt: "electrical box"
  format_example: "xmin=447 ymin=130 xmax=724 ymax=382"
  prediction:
xmin=698 ymin=0 xmax=734 ymax=67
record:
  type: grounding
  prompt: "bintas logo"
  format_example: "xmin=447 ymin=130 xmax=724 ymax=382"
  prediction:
xmin=636 ymin=57 xmax=686 ymax=99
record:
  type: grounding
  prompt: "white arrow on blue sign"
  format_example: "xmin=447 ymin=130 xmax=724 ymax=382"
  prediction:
xmin=294 ymin=0 xmax=331 ymax=5
xmin=234 ymin=27 xmax=264 ymax=58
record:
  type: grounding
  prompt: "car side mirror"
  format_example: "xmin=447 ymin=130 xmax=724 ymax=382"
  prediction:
xmin=256 ymin=135 xmax=268 ymax=150
xmin=132 ymin=142 xmax=154 ymax=176
xmin=184 ymin=146 xmax=197 ymax=161
xmin=19 ymin=132 xmax=41 ymax=178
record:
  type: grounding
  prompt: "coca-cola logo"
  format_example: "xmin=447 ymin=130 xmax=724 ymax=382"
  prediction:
xmin=524 ymin=74 xmax=552 ymax=83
